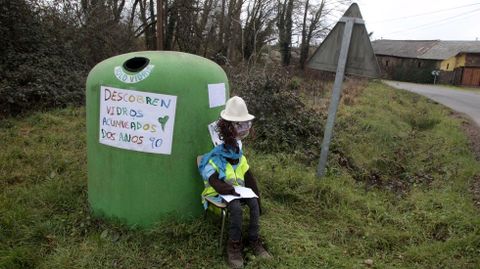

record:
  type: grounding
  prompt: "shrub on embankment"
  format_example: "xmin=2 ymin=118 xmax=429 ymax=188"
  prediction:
xmin=330 ymin=82 xmax=479 ymax=195
xmin=0 ymin=1 xmax=138 ymax=118
xmin=230 ymin=68 xmax=327 ymax=164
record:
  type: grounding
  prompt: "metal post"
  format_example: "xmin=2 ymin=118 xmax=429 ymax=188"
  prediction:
xmin=316 ymin=18 xmax=355 ymax=177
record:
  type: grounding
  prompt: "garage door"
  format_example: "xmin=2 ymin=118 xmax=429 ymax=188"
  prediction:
xmin=462 ymin=68 xmax=480 ymax=86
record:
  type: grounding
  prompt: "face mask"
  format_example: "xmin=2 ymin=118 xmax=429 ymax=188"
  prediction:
xmin=233 ymin=121 xmax=252 ymax=140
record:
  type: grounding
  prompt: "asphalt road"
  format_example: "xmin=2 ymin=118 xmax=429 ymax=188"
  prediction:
xmin=383 ymin=80 xmax=480 ymax=127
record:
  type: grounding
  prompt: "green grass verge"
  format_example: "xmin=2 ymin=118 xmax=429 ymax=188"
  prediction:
xmin=1 ymin=82 xmax=479 ymax=268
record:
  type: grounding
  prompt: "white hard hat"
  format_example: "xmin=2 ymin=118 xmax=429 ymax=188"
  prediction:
xmin=220 ymin=96 xmax=255 ymax=122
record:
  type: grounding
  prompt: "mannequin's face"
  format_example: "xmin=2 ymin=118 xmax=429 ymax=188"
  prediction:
xmin=233 ymin=121 xmax=252 ymax=140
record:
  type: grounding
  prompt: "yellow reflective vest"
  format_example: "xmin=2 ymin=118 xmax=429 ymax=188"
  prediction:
xmin=201 ymin=155 xmax=249 ymax=200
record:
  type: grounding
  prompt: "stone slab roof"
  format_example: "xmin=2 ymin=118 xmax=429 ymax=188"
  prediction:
xmin=372 ymin=39 xmax=480 ymax=60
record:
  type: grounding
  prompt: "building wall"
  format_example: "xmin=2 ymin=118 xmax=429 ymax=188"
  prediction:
xmin=439 ymin=53 xmax=480 ymax=71
xmin=440 ymin=56 xmax=456 ymax=71
xmin=376 ymin=55 xmax=439 ymax=83
xmin=465 ymin=53 xmax=480 ymax=67
xmin=438 ymin=70 xmax=454 ymax=84
xmin=450 ymin=54 xmax=480 ymax=86
xmin=437 ymin=54 xmax=480 ymax=86
xmin=456 ymin=54 xmax=467 ymax=67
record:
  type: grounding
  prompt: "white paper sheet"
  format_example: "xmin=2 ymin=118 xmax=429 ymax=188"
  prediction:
xmin=208 ymin=120 xmax=223 ymax=146
xmin=99 ymin=86 xmax=177 ymax=155
xmin=208 ymin=83 xmax=226 ymax=108
xmin=220 ymin=186 xmax=258 ymax=203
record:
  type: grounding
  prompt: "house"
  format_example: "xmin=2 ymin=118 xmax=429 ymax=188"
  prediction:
xmin=372 ymin=40 xmax=480 ymax=86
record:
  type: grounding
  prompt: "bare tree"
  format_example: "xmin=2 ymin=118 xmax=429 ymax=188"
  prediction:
xmin=276 ymin=0 xmax=294 ymax=66
xmin=149 ymin=0 xmax=157 ymax=49
xmin=298 ymin=0 xmax=351 ymax=69
xmin=156 ymin=0 xmax=164 ymax=49
xmin=216 ymin=0 xmax=243 ymax=60
xmin=112 ymin=0 xmax=126 ymax=22
xmin=243 ymin=0 xmax=276 ymax=63
xmin=175 ymin=0 xmax=200 ymax=53
xmin=299 ymin=0 xmax=325 ymax=69
xmin=138 ymin=0 xmax=155 ymax=49
xmin=165 ymin=0 xmax=177 ymax=50
xmin=129 ymin=0 xmax=140 ymax=26
xmin=114 ymin=0 xmax=350 ymax=67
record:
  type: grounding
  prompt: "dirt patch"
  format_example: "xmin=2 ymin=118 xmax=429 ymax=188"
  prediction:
xmin=451 ymin=112 xmax=480 ymax=209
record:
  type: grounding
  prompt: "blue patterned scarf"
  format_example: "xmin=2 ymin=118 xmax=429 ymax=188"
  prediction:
xmin=198 ymin=143 xmax=243 ymax=180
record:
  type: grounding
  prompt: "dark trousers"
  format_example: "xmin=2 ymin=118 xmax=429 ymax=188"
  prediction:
xmin=227 ymin=198 xmax=260 ymax=242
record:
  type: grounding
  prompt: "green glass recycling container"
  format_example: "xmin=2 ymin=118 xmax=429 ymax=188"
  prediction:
xmin=86 ymin=51 xmax=229 ymax=227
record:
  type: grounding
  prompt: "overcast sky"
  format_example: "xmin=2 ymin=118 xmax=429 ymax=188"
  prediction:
xmin=354 ymin=0 xmax=480 ymax=41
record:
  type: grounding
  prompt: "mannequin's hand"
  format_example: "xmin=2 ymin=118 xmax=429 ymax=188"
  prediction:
xmin=231 ymin=190 xmax=241 ymax=196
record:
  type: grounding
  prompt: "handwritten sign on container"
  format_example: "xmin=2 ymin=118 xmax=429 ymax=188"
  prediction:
xmin=99 ymin=86 xmax=177 ymax=155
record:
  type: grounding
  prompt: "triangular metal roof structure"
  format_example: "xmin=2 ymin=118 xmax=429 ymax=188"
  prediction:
xmin=307 ymin=3 xmax=380 ymax=78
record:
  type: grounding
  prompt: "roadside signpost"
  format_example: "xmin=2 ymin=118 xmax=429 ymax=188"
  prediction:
xmin=307 ymin=3 xmax=380 ymax=178
xmin=432 ymin=70 xmax=440 ymax=84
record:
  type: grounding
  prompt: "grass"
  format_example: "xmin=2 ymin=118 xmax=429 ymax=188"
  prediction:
xmin=1 ymin=81 xmax=480 ymax=268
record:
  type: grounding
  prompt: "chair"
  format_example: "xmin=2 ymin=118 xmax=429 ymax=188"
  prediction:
xmin=197 ymin=155 xmax=229 ymax=248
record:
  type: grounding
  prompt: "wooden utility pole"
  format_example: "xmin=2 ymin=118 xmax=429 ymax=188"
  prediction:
xmin=156 ymin=0 xmax=164 ymax=50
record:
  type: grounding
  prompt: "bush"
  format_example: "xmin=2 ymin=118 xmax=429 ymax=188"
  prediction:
xmin=0 ymin=0 xmax=139 ymax=118
xmin=229 ymin=68 xmax=325 ymax=163
xmin=0 ymin=1 xmax=84 ymax=116
xmin=0 ymin=52 xmax=87 ymax=116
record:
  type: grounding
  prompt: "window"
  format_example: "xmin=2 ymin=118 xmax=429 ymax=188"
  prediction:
xmin=385 ymin=60 xmax=389 ymax=67
xmin=418 ymin=62 xmax=422 ymax=68
xmin=447 ymin=63 xmax=450 ymax=70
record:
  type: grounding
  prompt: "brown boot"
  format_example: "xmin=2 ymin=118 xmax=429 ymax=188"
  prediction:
xmin=249 ymin=238 xmax=272 ymax=259
xmin=227 ymin=239 xmax=244 ymax=268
